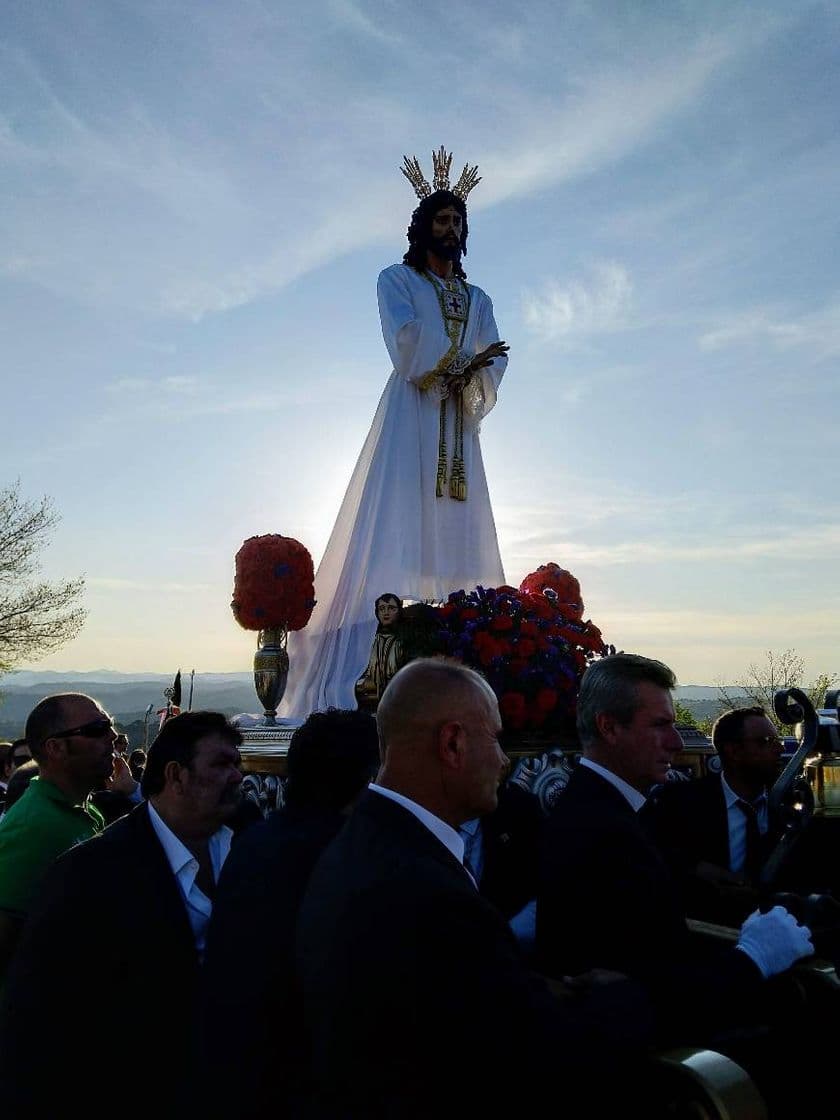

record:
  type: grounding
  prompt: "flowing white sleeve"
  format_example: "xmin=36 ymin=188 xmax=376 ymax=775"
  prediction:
xmin=377 ymin=267 xmax=452 ymax=387
xmin=464 ymin=291 xmax=507 ymax=419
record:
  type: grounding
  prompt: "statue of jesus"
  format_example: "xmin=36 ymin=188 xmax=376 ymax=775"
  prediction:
xmin=282 ymin=148 xmax=509 ymax=715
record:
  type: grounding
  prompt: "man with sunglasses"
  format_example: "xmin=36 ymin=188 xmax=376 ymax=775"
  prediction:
xmin=644 ymin=705 xmax=785 ymax=926
xmin=0 ymin=692 xmax=117 ymax=979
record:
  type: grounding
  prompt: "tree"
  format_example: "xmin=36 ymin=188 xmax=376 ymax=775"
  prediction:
xmin=673 ymin=700 xmax=698 ymax=728
xmin=0 ymin=482 xmax=87 ymax=676
xmin=696 ymin=715 xmax=715 ymax=738
xmin=718 ymin=649 xmax=837 ymax=731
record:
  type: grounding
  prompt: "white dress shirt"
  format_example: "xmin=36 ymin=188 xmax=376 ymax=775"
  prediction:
xmin=579 ymin=757 xmax=647 ymax=812
xmin=720 ymin=773 xmax=769 ymax=874
xmin=147 ymin=802 xmax=233 ymax=958
xmin=368 ymin=783 xmax=471 ymax=877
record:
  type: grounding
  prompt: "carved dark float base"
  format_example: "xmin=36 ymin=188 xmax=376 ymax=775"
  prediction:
xmin=235 ymin=721 xmax=721 ymax=818
xmin=235 ymin=691 xmax=839 ymax=851
xmin=234 ymin=720 xmax=299 ymax=815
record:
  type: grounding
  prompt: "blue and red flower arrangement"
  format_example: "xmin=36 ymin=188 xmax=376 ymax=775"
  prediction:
xmin=437 ymin=563 xmax=611 ymax=733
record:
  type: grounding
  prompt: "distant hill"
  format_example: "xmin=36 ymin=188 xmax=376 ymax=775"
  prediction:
xmin=0 ymin=670 xmax=739 ymax=741
xmin=5 ymin=670 xmax=253 ymax=686
xmin=0 ymin=672 xmax=262 ymax=741
xmin=677 ymin=686 xmax=750 ymax=726
xmin=675 ymin=685 xmax=744 ymax=699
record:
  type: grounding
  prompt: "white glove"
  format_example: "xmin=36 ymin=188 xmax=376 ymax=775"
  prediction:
xmin=735 ymin=905 xmax=814 ymax=978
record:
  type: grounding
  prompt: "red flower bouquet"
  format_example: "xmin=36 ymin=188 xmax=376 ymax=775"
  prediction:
xmin=519 ymin=563 xmax=583 ymax=620
xmin=231 ymin=535 xmax=316 ymax=632
xmin=437 ymin=566 xmax=609 ymax=735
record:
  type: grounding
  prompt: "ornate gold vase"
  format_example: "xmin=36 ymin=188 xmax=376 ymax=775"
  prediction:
xmin=253 ymin=627 xmax=289 ymax=725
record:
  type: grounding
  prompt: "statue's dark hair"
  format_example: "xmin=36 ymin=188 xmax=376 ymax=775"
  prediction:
xmin=403 ymin=190 xmax=468 ymax=278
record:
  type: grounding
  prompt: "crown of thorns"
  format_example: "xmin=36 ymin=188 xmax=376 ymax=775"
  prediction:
xmin=400 ymin=146 xmax=481 ymax=202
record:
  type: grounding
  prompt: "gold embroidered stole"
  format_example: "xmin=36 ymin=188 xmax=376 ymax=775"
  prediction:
xmin=422 ymin=272 xmax=471 ymax=501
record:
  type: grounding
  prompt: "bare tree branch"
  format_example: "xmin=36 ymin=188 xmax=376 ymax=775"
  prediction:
xmin=0 ymin=482 xmax=87 ymax=676
xmin=717 ymin=648 xmax=838 ymax=730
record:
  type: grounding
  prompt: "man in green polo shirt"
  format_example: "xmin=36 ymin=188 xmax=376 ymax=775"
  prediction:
xmin=0 ymin=692 xmax=118 ymax=980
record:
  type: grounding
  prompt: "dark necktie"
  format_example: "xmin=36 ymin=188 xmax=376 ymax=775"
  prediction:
xmin=736 ymin=799 xmax=763 ymax=880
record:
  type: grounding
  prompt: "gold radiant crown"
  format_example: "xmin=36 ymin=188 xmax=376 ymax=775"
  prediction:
xmin=400 ymin=146 xmax=481 ymax=202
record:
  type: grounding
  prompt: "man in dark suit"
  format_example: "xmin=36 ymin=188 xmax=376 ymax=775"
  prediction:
xmin=0 ymin=711 xmax=243 ymax=1119
xmin=459 ymin=780 xmax=543 ymax=956
xmin=535 ymin=654 xmax=813 ymax=1043
xmin=203 ymin=708 xmax=380 ymax=1119
xmin=644 ymin=706 xmax=784 ymax=925
xmin=296 ymin=658 xmax=656 ymax=1120
xmin=460 ymin=781 xmax=542 ymax=921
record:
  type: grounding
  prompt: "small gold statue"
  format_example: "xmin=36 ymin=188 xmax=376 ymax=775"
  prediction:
xmin=355 ymin=594 xmax=405 ymax=712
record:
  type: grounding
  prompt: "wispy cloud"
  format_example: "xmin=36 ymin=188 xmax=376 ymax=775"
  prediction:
xmin=603 ymin=606 xmax=837 ymax=642
xmin=597 ymin=606 xmax=839 ymax=684
xmin=101 ymin=369 xmax=373 ymax=418
xmin=495 ymin=488 xmax=690 ymax=536
xmin=470 ymin=19 xmax=774 ymax=210
xmin=521 ymin=262 xmax=633 ymax=342
xmin=0 ymin=3 xmax=782 ymax=319
xmin=327 ymin=0 xmax=404 ymax=45
xmin=523 ymin=524 xmax=840 ymax=567
xmin=163 ymin=375 xmax=199 ymax=393
xmin=106 ymin=375 xmax=200 ymax=395
xmin=105 ymin=378 xmax=151 ymax=394
xmin=88 ymin=577 xmax=213 ymax=593
xmin=495 ymin=487 xmax=840 ymax=570
xmin=699 ymin=298 xmax=840 ymax=360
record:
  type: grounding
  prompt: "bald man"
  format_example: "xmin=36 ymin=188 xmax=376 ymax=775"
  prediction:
xmin=295 ymin=658 xmax=653 ymax=1119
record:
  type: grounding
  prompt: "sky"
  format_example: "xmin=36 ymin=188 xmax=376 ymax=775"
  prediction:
xmin=2 ymin=0 xmax=838 ymax=687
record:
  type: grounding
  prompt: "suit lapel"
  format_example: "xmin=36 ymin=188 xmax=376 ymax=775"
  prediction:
xmin=572 ymin=764 xmax=638 ymax=820
xmin=360 ymin=790 xmax=474 ymax=886
xmin=573 ymin=767 xmax=679 ymax=890
xmin=128 ymin=804 xmax=201 ymax=957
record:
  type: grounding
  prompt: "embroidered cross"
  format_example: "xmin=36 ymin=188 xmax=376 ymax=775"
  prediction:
xmin=441 ymin=287 xmax=468 ymax=321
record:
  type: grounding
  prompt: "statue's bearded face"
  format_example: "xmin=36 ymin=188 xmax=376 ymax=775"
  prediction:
xmin=427 ymin=205 xmax=463 ymax=261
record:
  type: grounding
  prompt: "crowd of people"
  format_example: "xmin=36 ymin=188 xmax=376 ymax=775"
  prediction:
xmin=0 ymin=653 xmax=827 ymax=1117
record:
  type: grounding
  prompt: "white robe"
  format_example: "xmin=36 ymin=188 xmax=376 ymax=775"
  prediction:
xmin=281 ymin=263 xmax=507 ymax=716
